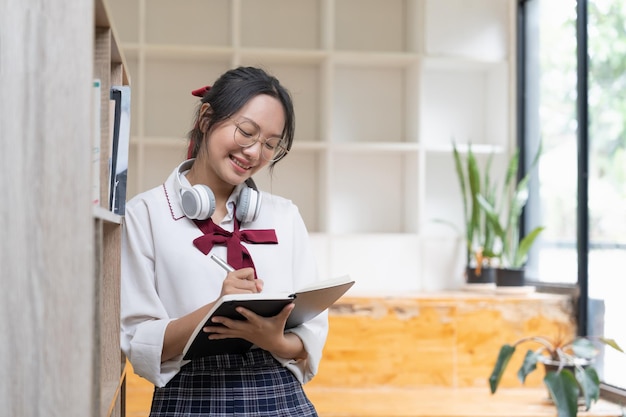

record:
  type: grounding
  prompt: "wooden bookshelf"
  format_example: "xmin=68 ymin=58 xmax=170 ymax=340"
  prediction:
xmin=94 ymin=1 xmax=130 ymax=416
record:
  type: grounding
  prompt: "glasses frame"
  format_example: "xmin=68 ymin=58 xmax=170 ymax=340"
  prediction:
xmin=231 ymin=118 xmax=289 ymax=162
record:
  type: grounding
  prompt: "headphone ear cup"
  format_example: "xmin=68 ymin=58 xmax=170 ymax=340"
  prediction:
xmin=236 ymin=187 xmax=261 ymax=223
xmin=181 ymin=184 xmax=215 ymax=220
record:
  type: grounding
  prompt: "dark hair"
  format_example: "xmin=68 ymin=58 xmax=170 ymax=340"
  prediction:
xmin=187 ymin=66 xmax=295 ymax=168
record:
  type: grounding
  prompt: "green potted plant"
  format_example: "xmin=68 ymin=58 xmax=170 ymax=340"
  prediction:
xmin=477 ymin=143 xmax=544 ymax=286
xmin=488 ymin=334 xmax=623 ymax=417
xmin=450 ymin=142 xmax=499 ymax=284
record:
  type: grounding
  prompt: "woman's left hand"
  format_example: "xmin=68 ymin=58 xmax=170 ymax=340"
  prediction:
xmin=203 ymin=303 xmax=305 ymax=359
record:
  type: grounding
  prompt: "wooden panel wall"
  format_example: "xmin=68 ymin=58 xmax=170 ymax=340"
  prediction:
xmin=307 ymin=293 xmax=576 ymax=390
xmin=0 ymin=1 xmax=96 ymax=416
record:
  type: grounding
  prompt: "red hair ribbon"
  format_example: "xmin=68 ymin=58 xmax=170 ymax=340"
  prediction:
xmin=191 ymin=86 xmax=211 ymax=97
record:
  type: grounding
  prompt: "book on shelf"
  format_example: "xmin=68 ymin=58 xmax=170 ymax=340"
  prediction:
xmin=92 ymin=79 xmax=101 ymax=206
xmin=109 ymin=85 xmax=131 ymax=215
xmin=182 ymin=275 xmax=355 ymax=360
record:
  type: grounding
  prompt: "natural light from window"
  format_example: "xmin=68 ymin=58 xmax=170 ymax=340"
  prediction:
xmin=586 ymin=0 xmax=626 ymax=390
xmin=529 ymin=0 xmax=626 ymax=391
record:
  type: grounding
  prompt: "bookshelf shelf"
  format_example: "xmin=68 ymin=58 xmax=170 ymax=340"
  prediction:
xmin=93 ymin=206 xmax=123 ymax=224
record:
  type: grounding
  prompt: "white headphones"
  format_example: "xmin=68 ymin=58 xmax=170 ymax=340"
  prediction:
xmin=175 ymin=159 xmax=261 ymax=223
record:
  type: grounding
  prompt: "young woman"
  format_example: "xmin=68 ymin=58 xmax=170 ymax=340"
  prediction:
xmin=121 ymin=66 xmax=327 ymax=416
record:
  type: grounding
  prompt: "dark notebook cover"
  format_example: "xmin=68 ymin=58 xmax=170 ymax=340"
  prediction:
xmin=183 ymin=296 xmax=295 ymax=359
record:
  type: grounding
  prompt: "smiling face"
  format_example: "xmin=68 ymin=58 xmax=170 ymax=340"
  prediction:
xmin=190 ymin=94 xmax=286 ymax=195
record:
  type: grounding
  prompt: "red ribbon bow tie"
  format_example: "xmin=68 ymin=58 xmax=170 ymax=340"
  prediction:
xmin=193 ymin=214 xmax=278 ymax=277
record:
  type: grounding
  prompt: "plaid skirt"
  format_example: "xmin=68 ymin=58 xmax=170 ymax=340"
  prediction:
xmin=149 ymin=349 xmax=319 ymax=417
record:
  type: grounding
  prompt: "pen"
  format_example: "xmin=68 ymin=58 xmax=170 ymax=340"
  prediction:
xmin=210 ymin=254 xmax=235 ymax=273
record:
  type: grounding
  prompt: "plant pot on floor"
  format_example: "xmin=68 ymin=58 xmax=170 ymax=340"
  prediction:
xmin=466 ymin=266 xmax=496 ymax=284
xmin=495 ymin=267 xmax=525 ymax=287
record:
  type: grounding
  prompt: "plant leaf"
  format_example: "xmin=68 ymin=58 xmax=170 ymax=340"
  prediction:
xmin=491 ymin=141 xmax=543 ymax=267
xmin=481 ymin=153 xmax=498 ymax=257
xmin=517 ymin=349 xmax=539 ymax=384
xmin=598 ymin=337 xmax=624 ymax=353
xmin=513 ymin=226 xmax=545 ymax=267
xmin=544 ymin=370 xmax=580 ymax=417
xmin=502 ymin=148 xmax=520 ymax=197
xmin=489 ymin=344 xmax=516 ymax=393
xmin=431 ymin=218 xmax=462 ymax=234
xmin=571 ymin=338 xmax=598 ymax=359
xmin=576 ymin=366 xmax=600 ymax=410
xmin=477 ymin=194 xmax=505 ymax=236
xmin=467 ymin=146 xmax=482 ymax=255
xmin=452 ymin=142 xmax=470 ymax=262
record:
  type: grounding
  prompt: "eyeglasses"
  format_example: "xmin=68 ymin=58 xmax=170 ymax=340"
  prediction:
xmin=232 ymin=119 xmax=289 ymax=162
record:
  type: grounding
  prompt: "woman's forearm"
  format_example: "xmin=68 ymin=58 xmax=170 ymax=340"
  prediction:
xmin=161 ymin=303 xmax=214 ymax=362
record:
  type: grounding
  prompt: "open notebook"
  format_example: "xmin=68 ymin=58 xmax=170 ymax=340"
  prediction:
xmin=183 ymin=275 xmax=355 ymax=360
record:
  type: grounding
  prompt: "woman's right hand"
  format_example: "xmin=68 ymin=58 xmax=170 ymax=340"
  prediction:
xmin=219 ymin=267 xmax=264 ymax=296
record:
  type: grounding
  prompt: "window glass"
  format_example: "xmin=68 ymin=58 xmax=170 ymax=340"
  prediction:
xmin=524 ymin=0 xmax=578 ymax=284
xmin=525 ymin=0 xmax=626 ymax=391
xmin=586 ymin=0 xmax=626 ymax=390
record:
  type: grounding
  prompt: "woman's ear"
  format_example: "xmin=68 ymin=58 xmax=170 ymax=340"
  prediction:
xmin=198 ymin=103 xmax=212 ymax=133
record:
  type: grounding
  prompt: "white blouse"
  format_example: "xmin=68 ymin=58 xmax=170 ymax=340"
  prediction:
xmin=120 ymin=165 xmax=328 ymax=388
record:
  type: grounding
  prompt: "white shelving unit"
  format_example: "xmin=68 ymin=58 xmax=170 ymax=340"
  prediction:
xmin=108 ymin=0 xmax=515 ymax=293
